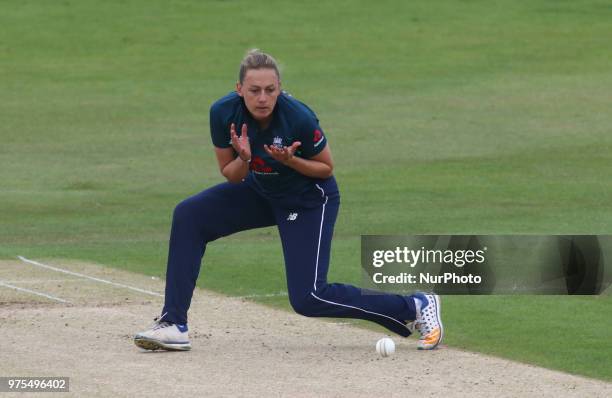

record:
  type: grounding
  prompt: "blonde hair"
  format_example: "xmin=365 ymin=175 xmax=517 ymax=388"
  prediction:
xmin=238 ymin=49 xmax=280 ymax=84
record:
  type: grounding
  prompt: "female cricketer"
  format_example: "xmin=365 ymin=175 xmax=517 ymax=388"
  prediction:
xmin=134 ymin=49 xmax=443 ymax=351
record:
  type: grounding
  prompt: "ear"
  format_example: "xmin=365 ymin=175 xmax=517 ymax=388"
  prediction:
xmin=236 ymin=82 xmax=243 ymax=97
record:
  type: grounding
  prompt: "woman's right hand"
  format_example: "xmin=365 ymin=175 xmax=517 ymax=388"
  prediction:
xmin=230 ymin=123 xmax=251 ymax=162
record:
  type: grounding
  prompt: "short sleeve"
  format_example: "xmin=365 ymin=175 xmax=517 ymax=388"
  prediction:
xmin=209 ymin=103 xmax=231 ymax=148
xmin=297 ymin=116 xmax=327 ymax=158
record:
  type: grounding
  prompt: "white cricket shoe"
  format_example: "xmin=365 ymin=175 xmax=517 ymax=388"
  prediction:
xmin=134 ymin=317 xmax=191 ymax=351
xmin=413 ymin=293 xmax=443 ymax=350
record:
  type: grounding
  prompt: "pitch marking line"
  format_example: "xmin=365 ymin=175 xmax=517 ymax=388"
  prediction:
xmin=0 ymin=279 xmax=71 ymax=303
xmin=3 ymin=279 xmax=80 ymax=284
xmin=18 ymin=256 xmax=164 ymax=298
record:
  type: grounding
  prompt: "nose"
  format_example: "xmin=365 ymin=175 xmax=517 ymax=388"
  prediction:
xmin=258 ymin=92 xmax=267 ymax=102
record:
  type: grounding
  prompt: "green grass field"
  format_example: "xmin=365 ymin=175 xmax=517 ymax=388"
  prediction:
xmin=1 ymin=0 xmax=611 ymax=381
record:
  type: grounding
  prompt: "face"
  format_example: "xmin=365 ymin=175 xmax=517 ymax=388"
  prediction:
xmin=236 ymin=68 xmax=281 ymax=124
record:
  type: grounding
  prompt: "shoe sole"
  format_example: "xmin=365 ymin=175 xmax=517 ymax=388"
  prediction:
xmin=417 ymin=293 xmax=443 ymax=350
xmin=134 ymin=336 xmax=192 ymax=351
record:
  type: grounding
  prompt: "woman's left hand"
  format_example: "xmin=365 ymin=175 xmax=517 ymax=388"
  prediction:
xmin=264 ymin=141 xmax=302 ymax=165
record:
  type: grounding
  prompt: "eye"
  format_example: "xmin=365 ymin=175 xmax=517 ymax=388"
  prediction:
xmin=265 ymin=88 xmax=274 ymax=94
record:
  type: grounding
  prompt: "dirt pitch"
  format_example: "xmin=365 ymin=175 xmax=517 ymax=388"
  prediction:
xmin=0 ymin=258 xmax=610 ymax=397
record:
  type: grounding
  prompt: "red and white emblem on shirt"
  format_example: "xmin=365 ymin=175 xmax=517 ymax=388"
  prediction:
xmin=313 ymin=129 xmax=323 ymax=147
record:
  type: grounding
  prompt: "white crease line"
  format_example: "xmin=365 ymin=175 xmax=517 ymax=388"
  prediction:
xmin=0 ymin=280 xmax=70 ymax=303
xmin=2 ymin=279 xmax=80 ymax=284
xmin=18 ymin=256 xmax=164 ymax=298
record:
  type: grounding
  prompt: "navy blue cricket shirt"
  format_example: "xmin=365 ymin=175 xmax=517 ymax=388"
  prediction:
xmin=209 ymin=91 xmax=330 ymax=200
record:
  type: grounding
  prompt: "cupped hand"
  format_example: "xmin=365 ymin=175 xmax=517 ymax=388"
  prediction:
xmin=264 ymin=141 xmax=302 ymax=165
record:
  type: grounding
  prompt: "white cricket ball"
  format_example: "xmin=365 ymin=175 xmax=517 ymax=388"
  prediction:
xmin=376 ymin=337 xmax=395 ymax=357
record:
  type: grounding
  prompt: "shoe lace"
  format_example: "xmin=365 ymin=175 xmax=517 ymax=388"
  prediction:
xmin=406 ymin=307 xmax=434 ymax=339
xmin=414 ymin=306 xmax=435 ymax=338
xmin=150 ymin=312 xmax=173 ymax=330
xmin=415 ymin=319 xmax=431 ymax=337
xmin=152 ymin=320 xmax=173 ymax=330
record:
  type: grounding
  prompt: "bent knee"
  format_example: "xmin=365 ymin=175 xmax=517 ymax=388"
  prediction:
xmin=172 ymin=199 xmax=196 ymax=223
xmin=290 ymin=293 xmax=320 ymax=317
xmin=172 ymin=199 xmax=215 ymax=240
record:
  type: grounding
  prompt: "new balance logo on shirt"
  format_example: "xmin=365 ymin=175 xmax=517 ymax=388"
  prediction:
xmin=287 ymin=213 xmax=298 ymax=221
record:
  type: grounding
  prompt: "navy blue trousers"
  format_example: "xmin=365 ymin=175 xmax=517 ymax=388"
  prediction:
xmin=162 ymin=178 xmax=416 ymax=337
